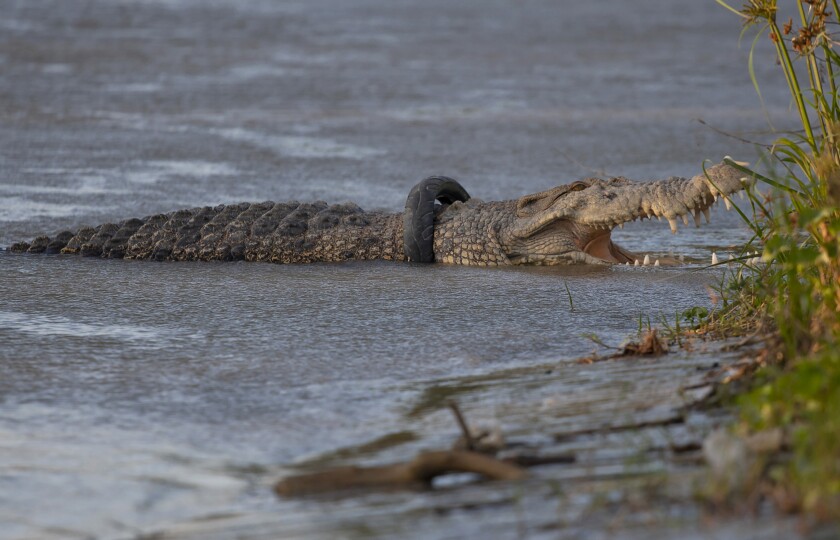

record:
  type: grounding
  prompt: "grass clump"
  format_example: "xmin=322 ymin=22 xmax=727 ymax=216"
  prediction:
xmin=711 ymin=0 xmax=840 ymax=520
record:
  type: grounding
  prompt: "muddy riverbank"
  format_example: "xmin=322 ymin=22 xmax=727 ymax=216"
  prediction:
xmin=154 ymin=338 xmax=801 ymax=539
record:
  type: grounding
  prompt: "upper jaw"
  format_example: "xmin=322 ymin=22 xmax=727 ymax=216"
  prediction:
xmin=507 ymin=249 xmax=617 ymax=265
xmin=570 ymin=162 xmax=752 ymax=234
xmin=514 ymin=162 xmax=752 ymax=235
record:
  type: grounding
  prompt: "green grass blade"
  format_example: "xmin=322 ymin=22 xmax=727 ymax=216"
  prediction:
xmin=722 ymin=158 xmax=806 ymax=196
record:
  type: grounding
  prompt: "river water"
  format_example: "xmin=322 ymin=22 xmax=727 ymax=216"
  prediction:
xmin=0 ymin=1 xmax=797 ymax=538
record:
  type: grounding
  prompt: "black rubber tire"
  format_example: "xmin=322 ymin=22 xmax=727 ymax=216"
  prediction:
xmin=403 ymin=176 xmax=470 ymax=263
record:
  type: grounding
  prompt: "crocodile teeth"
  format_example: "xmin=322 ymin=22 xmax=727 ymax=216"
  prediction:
xmin=668 ymin=218 xmax=678 ymax=234
xmin=634 ymin=259 xmax=640 ymax=266
xmin=682 ymin=214 xmax=690 ymax=226
xmin=654 ymin=259 xmax=660 ymax=267
xmin=618 ymin=223 xmax=624 ymax=229
xmin=711 ymin=252 xmax=719 ymax=265
xmin=643 ymin=254 xmax=651 ymax=266
xmin=723 ymin=197 xmax=732 ymax=211
xmin=702 ymin=208 xmax=711 ymax=224
xmin=693 ymin=211 xmax=702 ymax=228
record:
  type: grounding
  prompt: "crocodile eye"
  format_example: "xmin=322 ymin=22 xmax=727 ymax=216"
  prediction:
xmin=569 ymin=183 xmax=587 ymax=193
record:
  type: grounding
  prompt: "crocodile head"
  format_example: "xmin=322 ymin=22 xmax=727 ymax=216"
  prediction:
xmin=497 ymin=162 xmax=751 ymax=265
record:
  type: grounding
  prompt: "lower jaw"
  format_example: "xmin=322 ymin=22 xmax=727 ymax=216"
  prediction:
xmin=583 ymin=239 xmax=635 ymax=264
xmin=509 ymin=245 xmax=681 ymax=266
xmin=584 ymin=242 xmax=682 ymax=266
xmin=604 ymin=242 xmax=635 ymax=264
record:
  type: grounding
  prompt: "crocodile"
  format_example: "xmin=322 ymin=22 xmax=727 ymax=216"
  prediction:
xmin=7 ymin=162 xmax=750 ymax=266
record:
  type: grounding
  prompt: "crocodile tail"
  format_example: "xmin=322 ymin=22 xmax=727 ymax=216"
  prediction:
xmin=403 ymin=176 xmax=470 ymax=263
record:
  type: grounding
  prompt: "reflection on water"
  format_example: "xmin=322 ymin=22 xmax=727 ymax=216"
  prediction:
xmin=0 ymin=0 xmax=785 ymax=537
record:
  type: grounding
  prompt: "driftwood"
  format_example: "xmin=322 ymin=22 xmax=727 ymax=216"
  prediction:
xmin=274 ymin=401 xmax=550 ymax=498
xmin=274 ymin=450 xmax=527 ymax=497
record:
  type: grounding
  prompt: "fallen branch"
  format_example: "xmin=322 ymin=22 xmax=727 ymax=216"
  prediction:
xmin=274 ymin=450 xmax=527 ymax=497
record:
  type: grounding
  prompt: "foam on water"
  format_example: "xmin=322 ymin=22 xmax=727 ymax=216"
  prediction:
xmin=0 ymin=310 xmax=188 ymax=343
xmin=104 ymin=82 xmax=164 ymax=93
xmin=213 ymin=128 xmax=387 ymax=160
xmin=225 ymin=64 xmax=290 ymax=81
xmin=122 ymin=160 xmax=240 ymax=184
xmin=0 ymin=198 xmax=115 ymax=220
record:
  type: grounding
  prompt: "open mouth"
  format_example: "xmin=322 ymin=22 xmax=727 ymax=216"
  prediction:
xmin=577 ymin=192 xmax=741 ymax=266
xmin=582 ymin=230 xmax=636 ymax=264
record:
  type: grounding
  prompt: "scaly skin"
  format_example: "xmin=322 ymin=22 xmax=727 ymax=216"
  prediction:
xmin=9 ymin=162 xmax=750 ymax=266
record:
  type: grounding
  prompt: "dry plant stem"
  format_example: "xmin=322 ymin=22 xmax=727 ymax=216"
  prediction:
xmin=769 ymin=21 xmax=815 ymax=147
xmin=798 ymin=0 xmax=830 ymax=139
xmin=274 ymin=450 xmax=527 ymax=497
xmin=448 ymin=401 xmax=476 ymax=451
xmin=619 ymin=329 xmax=668 ymax=356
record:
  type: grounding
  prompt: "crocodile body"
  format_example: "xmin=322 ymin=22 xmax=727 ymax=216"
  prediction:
xmin=13 ymin=202 xmax=405 ymax=263
xmin=9 ymin=162 xmax=751 ymax=266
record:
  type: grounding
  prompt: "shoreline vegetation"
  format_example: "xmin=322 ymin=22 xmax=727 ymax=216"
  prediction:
xmin=700 ymin=0 xmax=840 ymax=521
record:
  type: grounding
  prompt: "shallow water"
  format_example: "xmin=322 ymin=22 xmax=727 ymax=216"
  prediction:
xmin=0 ymin=0 xmax=797 ymax=538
